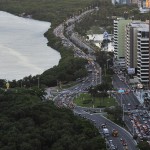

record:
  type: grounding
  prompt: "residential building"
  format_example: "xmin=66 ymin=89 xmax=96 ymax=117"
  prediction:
xmin=125 ymin=21 xmax=141 ymax=69
xmin=136 ymin=24 xmax=149 ymax=84
xmin=125 ymin=21 xmax=149 ymax=85
xmin=112 ymin=0 xmax=136 ymax=5
xmin=113 ymin=18 xmax=132 ymax=59
xmin=130 ymin=0 xmax=138 ymax=5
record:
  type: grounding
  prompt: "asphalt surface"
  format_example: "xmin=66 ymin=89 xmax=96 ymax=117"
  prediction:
xmin=74 ymin=107 xmax=138 ymax=150
xmin=113 ymin=74 xmax=140 ymax=110
xmin=50 ymin=8 xmax=139 ymax=150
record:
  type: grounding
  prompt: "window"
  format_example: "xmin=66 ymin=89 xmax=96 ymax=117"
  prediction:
xmin=141 ymin=32 xmax=149 ymax=38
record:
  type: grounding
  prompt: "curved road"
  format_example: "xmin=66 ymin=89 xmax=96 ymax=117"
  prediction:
xmin=51 ymin=8 xmax=138 ymax=150
xmin=74 ymin=107 xmax=138 ymax=150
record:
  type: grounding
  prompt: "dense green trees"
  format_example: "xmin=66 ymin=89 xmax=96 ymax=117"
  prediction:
xmin=0 ymin=0 xmax=94 ymax=87
xmin=40 ymin=56 xmax=88 ymax=86
xmin=0 ymin=90 xmax=106 ymax=150
xmin=0 ymin=0 xmax=96 ymax=27
xmin=137 ymin=141 xmax=150 ymax=150
xmin=74 ymin=1 xmax=149 ymax=36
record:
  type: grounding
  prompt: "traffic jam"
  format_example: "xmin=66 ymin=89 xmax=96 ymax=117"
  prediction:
xmin=128 ymin=109 xmax=150 ymax=141
xmin=100 ymin=124 xmax=128 ymax=150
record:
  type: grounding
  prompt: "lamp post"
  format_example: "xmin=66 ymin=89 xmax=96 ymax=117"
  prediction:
xmin=121 ymin=93 xmax=123 ymax=106
xmin=122 ymin=104 xmax=125 ymax=121
xmin=104 ymin=64 xmax=106 ymax=76
xmin=99 ymin=67 xmax=102 ymax=84
xmin=96 ymin=73 xmax=97 ymax=85
xmin=133 ymin=125 xmax=135 ymax=135
xmin=92 ymin=87 xmax=95 ymax=108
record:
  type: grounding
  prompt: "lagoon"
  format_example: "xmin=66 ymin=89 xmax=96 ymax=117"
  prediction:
xmin=0 ymin=11 xmax=60 ymax=81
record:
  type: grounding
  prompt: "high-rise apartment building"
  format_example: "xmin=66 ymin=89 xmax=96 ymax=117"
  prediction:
xmin=137 ymin=24 xmax=149 ymax=84
xmin=112 ymin=0 xmax=137 ymax=5
xmin=125 ymin=21 xmax=141 ymax=69
xmin=125 ymin=21 xmax=149 ymax=84
xmin=113 ymin=18 xmax=132 ymax=59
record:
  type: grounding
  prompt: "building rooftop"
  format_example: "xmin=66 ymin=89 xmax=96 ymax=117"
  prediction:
xmin=137 ymin=23 xmax=149 ymax=31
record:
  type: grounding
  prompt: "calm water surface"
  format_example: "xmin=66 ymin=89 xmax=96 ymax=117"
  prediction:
xmin=0 ymin=11 xmax=60 ymax=81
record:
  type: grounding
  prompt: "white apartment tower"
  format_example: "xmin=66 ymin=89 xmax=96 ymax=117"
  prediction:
xmin=137 ymin=24 xmax=149 ymax=84
xmin=113 ymin=19 xmax=119 ymax=58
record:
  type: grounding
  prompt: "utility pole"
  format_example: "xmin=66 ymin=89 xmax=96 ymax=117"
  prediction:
xmin=99 ymin=67 xmax=102 ymax=84
xmin=122 ymin=104 xmax=125 ymax=121
xmin=121 ymin=93 xmax=123 ymax=106
xmin=104 ymin=65 xmax=106 ymax=76
xmin=96 ymin=73 xmax=97 ymax=85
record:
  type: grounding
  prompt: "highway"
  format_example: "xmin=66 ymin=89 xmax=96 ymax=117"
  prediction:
xmin=113 ymin=73 xmax=150 ymax=141
xmin=51 ymin=7 xmax=139 ymax=150
xmin=113 ymin=74 xmax=140 ymax=110
xmin=74 ymin=107 xmax=138 ymax=150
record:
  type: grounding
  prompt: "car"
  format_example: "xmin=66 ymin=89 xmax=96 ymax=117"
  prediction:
xmin=143 ymin=111 xmax=147 ymax=114
xmin=109 ymin=140 xmax=113 ymax=144
xmin=144 ymin=115 xmax=149 ymax=118
xmin=127 ymin=103 xmax=131 ymax=106
xmin=111 ymin=145 xmax=117 ymax=150
xmin=122 ymin=139 xmax=127 ymax=146
xmin=128 ymin=107 xmax=131 ymax=111
xmin=143 ymin=118 xmax=146 ymax=121
xmin=139 ymin=113 xmax=143 ymax=116
xmin=126 ymin=90 xmax=130 ymax=94
xmin=101 ymin=124 xmax=106 ymax=128
xmin=144 ymin=121 xmax=148 ymax=124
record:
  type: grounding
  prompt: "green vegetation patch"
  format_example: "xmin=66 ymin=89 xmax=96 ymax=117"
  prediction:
xmin=74 ymin=93 xmax=117 ymax=108
xmin=0 ymin=0 xmax=95 ymax=26
xmin=0 ymin=91 xmax=106 ymax=150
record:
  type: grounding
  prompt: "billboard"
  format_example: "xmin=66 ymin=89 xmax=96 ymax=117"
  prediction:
xmin=127 ymin=68 xmax=135 ymax=74
xmin=118 ymin=89 xmax=125 ymax=93
xmin=146 ymin=0 xmax=150 ymax=8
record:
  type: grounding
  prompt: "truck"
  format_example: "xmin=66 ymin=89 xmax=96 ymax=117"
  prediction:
xmin=112 ymin=129 xmax=119 ymax=137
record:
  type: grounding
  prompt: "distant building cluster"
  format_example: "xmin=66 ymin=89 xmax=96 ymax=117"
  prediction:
xmin=112 ymin=0 xmax=150 ymax=12
xmin=113 ymin=18 xmax=150 ymax=86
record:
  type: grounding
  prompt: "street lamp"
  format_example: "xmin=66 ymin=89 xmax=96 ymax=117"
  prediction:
xmin=122 ymin=104 xmax=125 ymax=121
xmin=106 ymin=59 xmax=110 ymax=69
xmin=133 ymin=125 xmax=135 ymax=135
xmin=121 ymin=93 xmax=123 ymax=106
xmin=99 ymin=67 xmax=102 ymax=84
xmin=91 ymin=87 xmax=95 ymax=108
xmin=95 ymin=73 xmax=97 ymax=85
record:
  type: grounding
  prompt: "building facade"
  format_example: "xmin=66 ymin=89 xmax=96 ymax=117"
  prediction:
xmin=113 ymin=18 xmax=132 ymax=59
xmin=112 ymin=0 xmax=138 ymax=5
xmin=125 ymin=21 xmax=141 ymax=69
xmin=137 ymin=24 xmax=149 ymax=84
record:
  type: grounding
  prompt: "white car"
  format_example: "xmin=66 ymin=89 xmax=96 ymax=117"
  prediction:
xmin=128 ymin=103 xmax=131 ymax=106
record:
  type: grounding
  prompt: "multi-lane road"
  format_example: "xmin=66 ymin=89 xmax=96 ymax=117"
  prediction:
xmin=74 ymin=107 xmax=137 ymax=150
xmin=51 ymin=8 xmax=139 ymax=150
